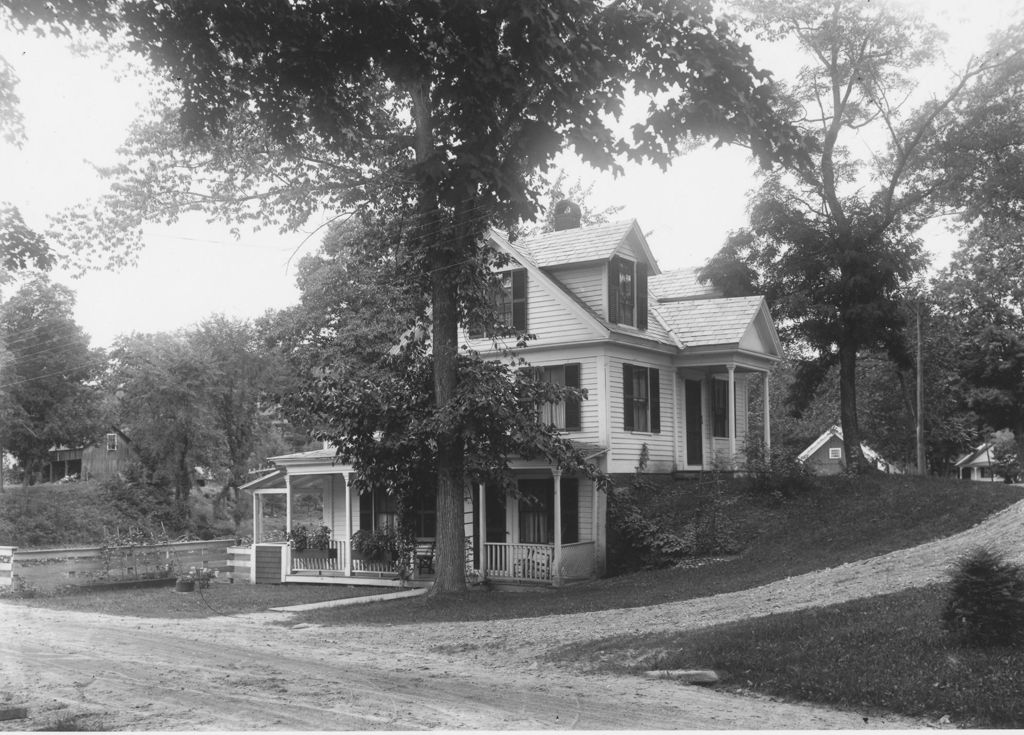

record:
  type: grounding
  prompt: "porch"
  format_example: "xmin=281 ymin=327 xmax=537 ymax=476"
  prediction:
xmin=242 ymin=450 xmax=604 ymax=588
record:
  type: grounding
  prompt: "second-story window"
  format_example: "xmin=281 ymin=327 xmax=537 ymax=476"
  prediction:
xmin=470 ymin=268 xmax=527 ymax=337
xmin=608 ymin=256 xmax=648 ymax=330
xmin=105 ymin=433 xmax=118 ymax=452
xmin=497 ymin=269 xmax=528 ymax=331
xmin=623 ymin=364 xmax=660 ymax=433
xmin=537 ymin=363 xmax=582 ymax=431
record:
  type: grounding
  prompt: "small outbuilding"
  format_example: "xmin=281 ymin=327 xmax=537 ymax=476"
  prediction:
xmin=797 ymin=425 xmax=901 ymax=475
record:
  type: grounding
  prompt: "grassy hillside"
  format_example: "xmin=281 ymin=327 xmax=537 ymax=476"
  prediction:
xmin=0 ymin=480 xmax=250 ymax=548
xmin=296 ymin=473 xmax=1024 ymax=625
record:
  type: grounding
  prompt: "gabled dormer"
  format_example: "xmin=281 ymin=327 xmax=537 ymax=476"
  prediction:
xmin=513 ymin=210 xmax=660 ymax=337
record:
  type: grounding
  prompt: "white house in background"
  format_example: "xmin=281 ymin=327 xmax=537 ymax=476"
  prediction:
xmin=954 ymin=442 xmax=1004 ymax=482
xmin=243 ymin=209 xmax=782 ymax=588
xmin=797 ymin=425 xmax=902 ymax=475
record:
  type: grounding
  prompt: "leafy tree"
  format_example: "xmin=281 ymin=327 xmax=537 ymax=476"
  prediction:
xmin=987 ymin=429 xmax=1021 ymax=484
xmin=38 ymin=1 xmax=803 ymax=593
xmin=700 ymin=1 xmax=1024 ymax=470
xmin=107 ymin=331 xmax=217 ymax=508
xmin=190 ymin=315 xmax=280 ymax=500
xmin=932 ymin=220 xmax=1024 ymax=437
xmin=0 ymin=277 xmax=103 ymax=483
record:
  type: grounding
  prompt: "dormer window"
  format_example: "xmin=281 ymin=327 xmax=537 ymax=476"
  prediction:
xmin=470 ymin=268 xmax=527 ymax=337
xmin=608 ymin=256 xmax=648 ymax=330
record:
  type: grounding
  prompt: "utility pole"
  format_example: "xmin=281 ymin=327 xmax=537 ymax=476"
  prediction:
xmin=916 ymin=299 xmax=926 ymax=476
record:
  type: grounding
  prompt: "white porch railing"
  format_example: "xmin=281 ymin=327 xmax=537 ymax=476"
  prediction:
xmin=484 ymin=542 xmax=553 ymax=582
xmin=288 ymin=539 xmax=347 ymax=573
xmin=557 ymin=541 xmax=596 ymax=580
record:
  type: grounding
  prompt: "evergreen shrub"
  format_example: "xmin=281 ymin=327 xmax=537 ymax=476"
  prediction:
xmin=942 ymin=547 xmax=1024 ymax=647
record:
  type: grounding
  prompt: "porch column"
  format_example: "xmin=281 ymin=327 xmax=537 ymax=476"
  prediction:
xmin=763 ymin=371 xmax=771 ymax=452
xmin=343 ymin=471 xmax=352 ymax=576
xmin=727 ymin=364 xmax=737 ymax=469
xmin=552 ymin=469 xmax=562 ymax=586
xmin=478 ymin=483 xmax=486 ymax=577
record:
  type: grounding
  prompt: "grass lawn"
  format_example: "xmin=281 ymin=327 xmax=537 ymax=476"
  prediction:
xmin=555 ymin=584 xmax=1024 ymax=728
xmin=3 ymin=581 xmax=383 ymax=618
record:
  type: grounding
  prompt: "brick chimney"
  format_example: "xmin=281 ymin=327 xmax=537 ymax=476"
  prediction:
xmin=552 ymin=200 xmax=582 ymax=231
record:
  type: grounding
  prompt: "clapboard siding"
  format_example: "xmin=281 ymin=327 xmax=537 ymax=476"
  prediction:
xmin=254 ymin=544 xmax=284 ymax=584
xmin=607 ymin=353 xmax=676 ymax=473
xmin=576 ymin=479 xmax=594 ymax=540
xmin=549 ymin=263 xmax=606 ymax=315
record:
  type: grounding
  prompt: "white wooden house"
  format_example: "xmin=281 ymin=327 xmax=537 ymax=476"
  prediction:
xmin=244 ymin=215 xmax=782 ymax=587
xmin=954 ymin=442 xmax=1003 ymax=482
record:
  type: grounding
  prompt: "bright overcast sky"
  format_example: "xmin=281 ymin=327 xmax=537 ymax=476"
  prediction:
xmin=0 ymin=0 xmax=1021 ymax=348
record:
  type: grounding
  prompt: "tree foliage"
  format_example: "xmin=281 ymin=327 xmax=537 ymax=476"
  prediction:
xmin=36 ymin=0 xmax=804 ymax=593
xmin=932 ymin=220 xmax=1024 ymax=437
xmin=0 ymin=277 xmax=102 ymax=482
xmin=700 ymin=0 xmax=1024 ymax=471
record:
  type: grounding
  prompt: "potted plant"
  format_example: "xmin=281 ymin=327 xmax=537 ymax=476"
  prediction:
xmin=288 ymin=524 xmax=335 ymax=560
xmin=174 ymin=573 xmax=196 ymax=593
xmin=351 ymin=526 xmax=402 ymax=564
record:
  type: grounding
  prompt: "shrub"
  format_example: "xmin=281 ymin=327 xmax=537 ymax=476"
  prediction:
xmin=942 ymin=547 xmax=1024 ymax=647
xmin=744 ymin=440 xmax=814 ymax=496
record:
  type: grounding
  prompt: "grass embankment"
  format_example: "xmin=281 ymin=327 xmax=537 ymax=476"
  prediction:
xmin=294 ymin=474 xmax=1023 ymax=625
xmin=564 ymin=584 xmax=1024 ymax=728
xmin=0 ymin=480 xmax=247 ymax=548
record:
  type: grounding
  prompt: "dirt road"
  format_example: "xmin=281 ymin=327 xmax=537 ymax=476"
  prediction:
xmin=3 ymin=499 xmax=1022 ymax=730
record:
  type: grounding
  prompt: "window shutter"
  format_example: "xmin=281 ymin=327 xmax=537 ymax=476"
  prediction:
xmin=636 ymin=265 xmax=648 ymax=331
xmin=650 ymin=368 xmax=661 ymax=434
xmin=564 ymin=363 xmax=581 ymax=431
xmin=359 ymin=491 xmax=373 ymax=531
xmin=511 ymin=269 xmax=527 ymax=330
xmin=608 ymin=257 xmax=621 ymax=324
xmin=622 ymin=363 xmax=634 ymax=431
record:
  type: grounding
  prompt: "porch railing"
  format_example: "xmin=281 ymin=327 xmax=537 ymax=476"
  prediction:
xmin=557 ymin=541 xmax=596 ymax=580
xmin=484 ymin=542 xmax=553 ymax=582
xmin=289 ymin=539 xmax=348 ymax=573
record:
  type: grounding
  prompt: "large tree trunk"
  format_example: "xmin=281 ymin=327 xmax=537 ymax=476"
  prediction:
xmin=410 ymin=79 xmax=467 ymax=594
xmin=838 ymin=341 xmax=867 ymax=472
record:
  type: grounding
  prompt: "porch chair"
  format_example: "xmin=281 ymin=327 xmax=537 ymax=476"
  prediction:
xmin=414 ymin=542 xmax=435 ymax=575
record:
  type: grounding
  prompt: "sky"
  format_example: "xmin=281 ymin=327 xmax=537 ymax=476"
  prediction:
xmin=0 ymin=0 xmax=1021 ymax=348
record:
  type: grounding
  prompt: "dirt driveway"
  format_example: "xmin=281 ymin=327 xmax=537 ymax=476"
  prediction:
xmin=3 ymin=499 xmax=1023 ymax=731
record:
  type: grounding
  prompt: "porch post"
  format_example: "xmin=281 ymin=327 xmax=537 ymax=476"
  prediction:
xmin=727 ymin=364 xmax=737 ymax=468
xmin=763 ymin=371 xmax=771 ymax=452
xmin=284 ymin=475 xmax=293 ymax=577
xmin=552 ymin=469 xmax=562 ymax=586
xmin=343 ymin=471 xmax=352 ymax=576
xmin=478 ymin=482 xmax=486 ymax=577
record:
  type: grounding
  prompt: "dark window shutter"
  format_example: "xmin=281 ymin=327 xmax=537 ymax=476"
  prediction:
xmin=636 ymin=265 xmax=648 ymax=331
xmin=650 ymin=368 xmax=661 ymax=434
xmin=560 ymin=477 xmax=579 ymax=543
xmin=359 ymin=491 xmax=373 ymax=531
xmin=622 ymin=363 xmax=634 ymax=431
xmin=564 ymin=363 xmax=581 ymax=431
xmin=511 ymin=269 xmax=527 ymax=330
xmin=608 ymin=257 xmax=621 ymax=324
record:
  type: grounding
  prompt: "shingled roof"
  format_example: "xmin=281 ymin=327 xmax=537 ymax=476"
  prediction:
xmin=515 ymin=221 xmax=639 ymax=269
xmin=649 ymin=267 xmax=721 ymax=301
xmin=656 ymin=296 xmax=765 ymax=347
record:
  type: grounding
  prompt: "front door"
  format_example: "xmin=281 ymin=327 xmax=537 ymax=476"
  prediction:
xmin=685 ymin=379 xmax=704 ymax=467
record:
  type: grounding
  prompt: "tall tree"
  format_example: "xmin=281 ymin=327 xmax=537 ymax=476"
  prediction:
xmin=0 ymin=277 xmax=102 ymax=483
xmin=190 ymin=315 xmax=277 ymax=500
xmin=700 ymin=0 xmax=1024 ymax=470
xmin=931 ymin=220 xmax=1024 ymax=437
xmin=107 ymin=331 xmax=216 ymax=508
xmin=40 ymin=1 xmax=803 ymax=592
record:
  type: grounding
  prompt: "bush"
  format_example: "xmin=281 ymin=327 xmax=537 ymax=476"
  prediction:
xmin=744 ymin=440 xmax=814 ymax=496
xmin=942 ymin=547 xmax=1024 ymax=647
